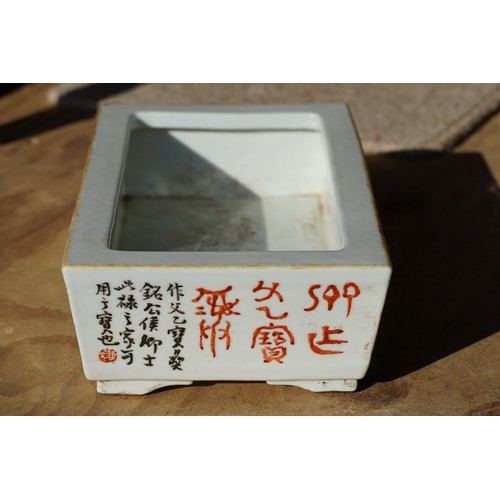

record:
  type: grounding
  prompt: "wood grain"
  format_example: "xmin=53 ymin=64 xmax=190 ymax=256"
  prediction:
xmin=0 ymin=84 xmax=53 ymax=126
xmin=0 ymin=85 xmax=498 ymax=415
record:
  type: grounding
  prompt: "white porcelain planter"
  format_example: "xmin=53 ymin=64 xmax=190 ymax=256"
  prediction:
xmin=62 ymin=104 xmax=391 ymax=394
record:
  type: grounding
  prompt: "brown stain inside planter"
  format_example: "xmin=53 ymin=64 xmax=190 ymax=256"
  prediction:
xmin=112 ymin=192 xmax=336 ymax=252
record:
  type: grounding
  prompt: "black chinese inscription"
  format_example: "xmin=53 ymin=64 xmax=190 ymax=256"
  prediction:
xmin=166 ymin=283 xmax=186 ymax=370
xmin=95 ymin=280 xmax=187 ymax=369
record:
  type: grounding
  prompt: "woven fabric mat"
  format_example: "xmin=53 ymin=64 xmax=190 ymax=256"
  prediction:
xmin=49 ymin=83 xmax=500 ymax=154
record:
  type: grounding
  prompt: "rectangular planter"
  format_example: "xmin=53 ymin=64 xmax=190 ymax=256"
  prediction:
xmin=62 ymin=104 xmax=391 ymax=394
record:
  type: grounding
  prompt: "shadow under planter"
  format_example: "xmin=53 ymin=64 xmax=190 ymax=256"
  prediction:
xmin=363 ymin=152 xmax=500 ymax=386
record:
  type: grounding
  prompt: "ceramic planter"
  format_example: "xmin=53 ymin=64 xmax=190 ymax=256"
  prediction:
xmin=62 ymin=104 xmax=391 ymax=394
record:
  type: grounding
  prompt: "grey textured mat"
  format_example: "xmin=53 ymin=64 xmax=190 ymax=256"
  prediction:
xmin=49 ymin=83 xmax=500 ymax=154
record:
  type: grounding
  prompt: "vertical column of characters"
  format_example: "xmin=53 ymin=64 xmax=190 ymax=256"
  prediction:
xmin=192 ymin=286 xmax=241 ymax=358
xmin=96 ymin=282 xmax=118 ymax=363
xmin=137 ymin=283 xmax=164 ymax=367
xmin=166 ymin=283 xmax=187 ymax=371
xmin=251 ymin=280 xmax=294 ymax=364
xmin=115 ymin=280 xmax=137 ymax=365
xmin=304 ymin=282 xmax=361 ymax=355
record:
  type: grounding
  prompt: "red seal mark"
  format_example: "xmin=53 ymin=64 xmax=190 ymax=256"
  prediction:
xmin=98 ymin=348 xmax=118 ymax=363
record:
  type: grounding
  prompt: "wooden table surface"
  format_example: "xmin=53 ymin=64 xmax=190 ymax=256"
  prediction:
xmin=1 ymin=84 xmax=498 ymax=415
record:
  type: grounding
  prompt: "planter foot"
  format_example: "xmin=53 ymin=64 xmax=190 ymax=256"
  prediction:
xmin=96 ymin=380 xmax=193 ymax=395
xmin=266 ymin=379 xmax=357 ymax=392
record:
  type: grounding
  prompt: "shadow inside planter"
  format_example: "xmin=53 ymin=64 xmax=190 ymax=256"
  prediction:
xmin=110 ymin=128 xmax=267 ymax=252
xmin=361 ymin=152 xmax=500 ymax=387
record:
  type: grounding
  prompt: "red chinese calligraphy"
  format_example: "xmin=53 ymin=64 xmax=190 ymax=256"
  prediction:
xmin=192 ymin=286 xmax=240 ymax=357
xmin=251 ymin=323 xmax=295 ymax=364
xmin=304 ymin=284 xmax=340 ymax=311
xmin=98 ymin=348 xmax=118 ymax=363
xmin=253 ymin=281 xmax=284 ymax=302
xmin=308 ymin=326 xmax=347 ymax=355
xmin=343 ymin=282 xmax=360 ymax=317
xmin=253 ymin=280 xmax=288 ymax=319
xmin=198 ymin=318 xmax=231 ymax=356
xmin=252 ymin=281 xmax=292 ymax=362
xmin=304 ymin=282 xmax=360 ymax=316
xmin=255 ymin=306 xmax=288 ymax=320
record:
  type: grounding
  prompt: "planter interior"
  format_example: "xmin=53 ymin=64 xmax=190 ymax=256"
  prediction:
xmin=110 ymin=120 xmax=343 ymax=252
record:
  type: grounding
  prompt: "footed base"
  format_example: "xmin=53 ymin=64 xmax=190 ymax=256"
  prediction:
xmin=267 ymin=379 xmax=357 ymax=392
xmin=96 ymin=379 xmax=357 ymax=395
xmin=97 ymin=380 xmax=193 ymax=395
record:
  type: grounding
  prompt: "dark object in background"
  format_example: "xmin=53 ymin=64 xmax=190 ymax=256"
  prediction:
xmin=0 ymin=84 xmax=138 ymax=144
xmin=0 ymin=84 xmax=24 ymax=97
